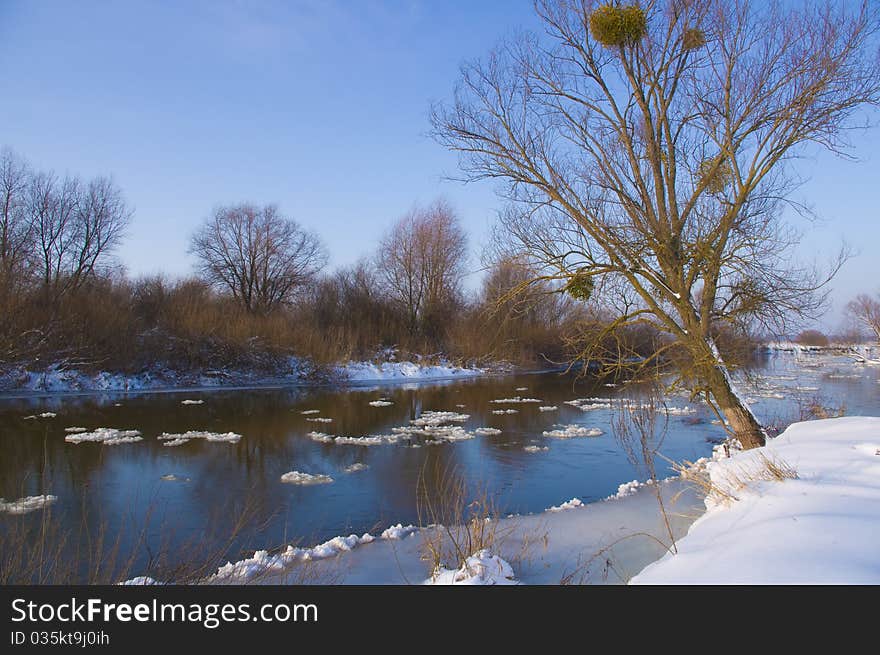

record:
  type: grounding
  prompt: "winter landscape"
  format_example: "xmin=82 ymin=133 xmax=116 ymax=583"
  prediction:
xmin=3 ymin=0 xmax=880 ymax=589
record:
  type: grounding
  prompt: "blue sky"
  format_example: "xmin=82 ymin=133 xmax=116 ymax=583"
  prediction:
xmin=2 ymin=0 xmax=878 ymax=331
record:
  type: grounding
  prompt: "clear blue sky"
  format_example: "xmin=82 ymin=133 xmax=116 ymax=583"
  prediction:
xmin=2 ymin=0 xmax=878 ymax=331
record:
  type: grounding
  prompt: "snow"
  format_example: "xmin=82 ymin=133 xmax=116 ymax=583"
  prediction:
xmin=280 ymin=471 xmax=334 ymax=485
xmin=180 ymin=399 xmax=204 ymax=405
xmin=608 ymin=478 xmax=655 ymax=500
xmin=547 ymin=498 xmax=584 ymax=512
xmin=368 ymin=400 xmax=393 ymax=407
xmin=380 ymin=524 xmax=418 ymax=540
xmin=426 ymin=550 xmax=518 ymax=585
xmin=340 ymin=361 xmax=483 ymax=383
xmin=158 ymin=431 xmax=242 ymax=446
xmin=65 ymin=428 xmax=142 ymax=445
xmin=542 ymin=425 xmax=603 ymax=438
xmin=632 ymin=417 xmax=880 ymax=584
xmin=0 ymin=494 xmax=57 ymax=514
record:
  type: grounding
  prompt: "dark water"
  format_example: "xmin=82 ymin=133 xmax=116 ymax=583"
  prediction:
xmin=2 ymin=351 xmax=878 ymax=581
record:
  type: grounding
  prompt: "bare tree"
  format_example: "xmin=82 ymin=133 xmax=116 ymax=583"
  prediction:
xmin=0 ymin=148 xmax=34 ymax=297
xmin=28 ymin=169 xmax=131 ymax=305
xmin=432 ymin=0 xmax=880 ymax=448
xmin=377 ymin=199 xmax=468 ymax=335
xmin=845 ymin=293 xmax=880 ymax=342
xmin=189 ymin=203 xmax=327 ymax=314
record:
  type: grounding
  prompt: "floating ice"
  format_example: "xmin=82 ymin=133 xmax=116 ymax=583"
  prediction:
xmin=0 ymin=494 xmax=57 ymax=515
xmin=490 ymin=397 xmax=542 ymax=404
xmin=474 ymin=427 xmax=502 ymax=436
xmin=542 ymin=425 xmax=603 ymax=438
xmin=180 ymin=400 xmax=204 ymax=405
xmin=410 ymin=411 xmax=469 ymax=426
xmin=309 ymin=431 xmax=405 ymax=446
xmin=368 ymin=400 xmax=393 ymax=407
xmin=524 ymin=445 xmax=549 ymax=453
xmin=280 ymin=471 xmax=334 ymax=485
xmin=158 ymin=431 xmax=242 ymax=446
xmin=492 ymin=409 xmax=518 ymax=415
xmin=538 ymin=406 xmax=558 ymax=412
xmin=344 ymin=463 xmax=369 ymax=473
xmin=300 ymin=410 xmax=321 ymax=415
xmin=65 ymin=428 xmax=142 ymax=445
xmin=64 ymin=427 xmax=88 ymax=433
xmin=305 ymin=417 xmax=333 ymax=423
xmin=23 ymin=412 xmax=57 ymax=420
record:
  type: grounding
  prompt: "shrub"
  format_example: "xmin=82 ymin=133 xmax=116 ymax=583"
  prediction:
xmin=589 ymin=4 xmax=648 ymax=48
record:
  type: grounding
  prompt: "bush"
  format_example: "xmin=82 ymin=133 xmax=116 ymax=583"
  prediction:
xmin=796 ymin=329 xmax=830 ymax=347
xmin=589 ymin=4 xmax=648 ymax=48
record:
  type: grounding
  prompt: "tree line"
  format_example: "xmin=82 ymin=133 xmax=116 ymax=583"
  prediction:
xmin=1 ymin=147 xmax=628 ymax=375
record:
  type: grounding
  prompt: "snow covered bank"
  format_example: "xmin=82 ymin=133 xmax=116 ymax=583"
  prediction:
xmin=339 ymin=361 xmax=484 ymax=384
xmin=1 ymin=358 xmax=487 ymax=394
xmin=632 ymin=417 xmax=880 ymax=584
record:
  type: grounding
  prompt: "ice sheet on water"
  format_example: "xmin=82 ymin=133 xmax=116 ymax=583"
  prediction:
xmin=547 ymin=498 xmax=584 ymax=512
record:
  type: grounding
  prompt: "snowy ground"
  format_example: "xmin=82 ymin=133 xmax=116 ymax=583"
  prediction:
xmin=632 ymin=416 xmax=880 ymax=584
xmin=124 ymin=479 xmax=703 ymax=585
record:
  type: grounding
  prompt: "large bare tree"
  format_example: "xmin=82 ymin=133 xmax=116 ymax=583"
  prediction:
xmin=0 ymin=148 xmax=34 ymax=298
xmin=377 ymin=199 xmax=468 ymax=335
xmin=432 ymin=0 xmax=880 ymax=449
xmin=190 ymin=203 xmax=327 ymax=314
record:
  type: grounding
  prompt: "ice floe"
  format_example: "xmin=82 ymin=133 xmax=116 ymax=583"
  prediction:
xmin=158 ymin=431 xmax=242 ymax=446
xmin=280 ymin=471 xmax=334 ymax=485
xmin=65 ymin=428 xmax=143 ymax=445
xmin=542 ymin=425 xmax=603 ymax=438
xmin=0 ymin=494 xmax=57 ymax=515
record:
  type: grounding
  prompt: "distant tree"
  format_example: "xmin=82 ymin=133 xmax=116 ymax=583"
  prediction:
xmin=0 ymin=148 xmax=34 ymax=297
xmin=377 ymin=200 xmax=468 ymax=335
xmin=190 ymin=203 xmax=326 ymax=314
xmin=795 ymin=329 xmax=830 ymax=347
xmin=845 ymin=293 xmax=880 ymax=342
xmin=432 ymin=0 xmax=880 ymax=448
xmin=28 ymin=169 xmax=131 ymax=305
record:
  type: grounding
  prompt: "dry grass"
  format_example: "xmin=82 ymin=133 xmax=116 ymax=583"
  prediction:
xmin=675 ymin=450 xmax=798 ymax=508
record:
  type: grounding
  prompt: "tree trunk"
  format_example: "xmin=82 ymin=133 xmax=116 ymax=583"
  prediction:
xmin=701 ymin=338 xmax=766 ymax=450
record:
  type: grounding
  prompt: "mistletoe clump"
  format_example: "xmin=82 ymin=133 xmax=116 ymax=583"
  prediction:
xmin=682 ymin=27 xmax=706 ymax=50
xmin=565 ymin=270 xmax=595 ymax=301
xmin=589 ymin=4 xmax=648 ymax=48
